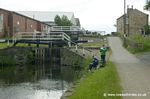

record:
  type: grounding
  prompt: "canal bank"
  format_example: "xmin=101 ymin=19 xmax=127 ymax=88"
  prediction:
xmin=0 ymin=47 xmax=86 ymax=99
xmin=61 ymin=46 xmax=122 ymax=99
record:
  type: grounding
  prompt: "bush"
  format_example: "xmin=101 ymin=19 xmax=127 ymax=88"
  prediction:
xmin=0 ymin=56 xmax=16 ymax=66
xmin=26 ymin=50 xmax=35 ymax=64
xmin=127 ymin=34 xmax=150 ymax=53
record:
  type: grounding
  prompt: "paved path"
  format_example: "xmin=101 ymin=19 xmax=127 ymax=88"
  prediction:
xmin=108 ymin=37 xmax=150 ymax=99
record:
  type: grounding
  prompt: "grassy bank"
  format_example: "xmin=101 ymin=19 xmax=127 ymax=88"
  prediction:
xmin=125 ymin=35 xmax=150 ymax=53
xmin=0 ymin=42 xmax=39 ymax=48
xmin=80 ymin=42 xmax=102 ymax=47
xmin=0 ymin=42 xmax=12 ymax=48
xmin=69 ymin=61 xmax=122 ymax=99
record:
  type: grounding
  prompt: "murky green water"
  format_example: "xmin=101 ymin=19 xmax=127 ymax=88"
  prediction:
xmin=0 ymin=64 xmax=76 ymax=99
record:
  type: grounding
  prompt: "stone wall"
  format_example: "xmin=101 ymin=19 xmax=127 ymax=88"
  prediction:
xmin=117 ymin=8 xmax=148 ymax=36
xmin=117 ymin=15 xmax=124 ymax=35
xmin=0 ymin=47 xmax=84 ymax=69
xmin=61 ymin=48 xmax=84 ymax=67
xmin=127 ymin=8 xmax=148 ymax=35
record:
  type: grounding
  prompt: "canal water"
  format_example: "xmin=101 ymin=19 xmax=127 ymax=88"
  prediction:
xmin=0 ymin=63 xmax=78 ymax=99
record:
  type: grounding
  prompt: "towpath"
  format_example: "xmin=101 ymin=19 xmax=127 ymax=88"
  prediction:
xmin=108 ymin=37 xmax=150 ymax=99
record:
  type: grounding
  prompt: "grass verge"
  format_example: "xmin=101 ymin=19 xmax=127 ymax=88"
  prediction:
xmin=125 ymin=35 xmax=150 ymax=53
xmin=69 ymin=61 xmax=122 ymax=99
xmin=0 ymin=42 xmax=13 ymax=48
xmin=80 ymin=42 xmax=102 ymax=47
xmin=0 ymin=42 xmax=39 ymax=48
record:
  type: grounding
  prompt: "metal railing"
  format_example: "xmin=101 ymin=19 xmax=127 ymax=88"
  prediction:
xmin=14 ymin=32 xmax=71 ymax=46
xmin=66 ymin=40 xmax=94 ymax=58
xmin=51 ymin=26 xmax=81 ymax=32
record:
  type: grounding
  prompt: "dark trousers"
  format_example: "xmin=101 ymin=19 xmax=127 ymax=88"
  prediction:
xmin=89 ymin=63 xmax=93 ymax=70
xmin=101 ymin=55 xmax=106 ymax=64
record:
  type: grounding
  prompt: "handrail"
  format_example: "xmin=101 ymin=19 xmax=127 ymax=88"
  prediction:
xmin=13 ymin=32 xmax=95 ymax=57
xmin=51 ymin=26 xmax=81 ymax=31
xmin=14 ymin=32 xmax=71 ymax=46
xmin=68 ymin=40 xmax=94 ymax=57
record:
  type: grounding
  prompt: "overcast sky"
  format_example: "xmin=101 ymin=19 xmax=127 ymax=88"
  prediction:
xmin=0 ymin=0 xmax=148 ymax=33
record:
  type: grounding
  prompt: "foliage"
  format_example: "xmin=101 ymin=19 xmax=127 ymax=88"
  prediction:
xmin=54 ymin=15 xmax=72 ymax=26
xmin=61 ymin=15 xmax=72 ymax=26
xmin=0 ymin=42 xmax=10 ymax=48
xmin=144 ymin=0 xmax=150 ymax=10
xmin=80 ymin=42 xmax=102 ymax=47
xmin=126 ymin=34 xmax=150 ymax=53
xmin=54 ymin=15 xmax=62 ymax=26
xmin=26 ymin=50 xmax=35 ymax=64
xmin=144 ymin=24 xmax=150 ymax=35
xmin=72 ymin=57 xmax=92 ymax=81
xmin=69 ymin=62 xmax=122 ymax=99
xmin=0 ymin=56 xmax=16 ymax=66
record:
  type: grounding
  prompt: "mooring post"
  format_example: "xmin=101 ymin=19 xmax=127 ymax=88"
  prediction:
xmin=68 ymin=41 xmax=71 ymax=47
xmin=48 ymin=42 xmax=53 ymax=48
xmin=83 ymin=48 xmax=85 ymax=56
xmin=75 ymin=44 xmax=78 ymax=52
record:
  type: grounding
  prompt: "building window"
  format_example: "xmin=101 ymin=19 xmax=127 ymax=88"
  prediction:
xmin=0 ymin=14 xmax=3 ymax=32
xmin=17 ymin=21 xmax=20 ymax=25
xmin=126 ymin=16 xmax=129 ymax=25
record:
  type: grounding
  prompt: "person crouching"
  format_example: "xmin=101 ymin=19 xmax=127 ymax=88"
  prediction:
xmin=89 ymin=56 xmax=98 ymax=71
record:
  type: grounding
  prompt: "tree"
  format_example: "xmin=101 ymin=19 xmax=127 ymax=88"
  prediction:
xmin=144 ymin=24 xmax=150 ymax=35
xmin=144 ymin=0 xmax=150 ymax=10
xmin=54 ymin=15 xmax=61 ymax=26
xmin=61 ymin=15 xmax=72 ymax=26
xmin=54 ymin=15 xmax=72 ymax=26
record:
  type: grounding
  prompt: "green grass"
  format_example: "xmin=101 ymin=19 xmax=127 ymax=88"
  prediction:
xmin=126 ymin=34 xmax=150 ymax=53
xmin=80 ymin=42 xmax=103 ymax=47
xmin=69 ymin=61 xmax=122 ymax=99
xmin=0 ymin=42 xmax=40 ymax=48
xmin=0 ymin=42 xmax=13 ymax=48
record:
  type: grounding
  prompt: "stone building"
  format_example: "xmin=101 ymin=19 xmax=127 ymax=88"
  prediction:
xmin=117 ymin=8 xmax=149 ymax=36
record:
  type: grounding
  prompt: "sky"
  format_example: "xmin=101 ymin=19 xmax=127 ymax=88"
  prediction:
xmin=0 ymin=0 xmax=148 ymax=33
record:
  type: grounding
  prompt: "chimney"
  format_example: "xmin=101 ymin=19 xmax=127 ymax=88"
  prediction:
xmin=127 ymin=5 xmax=129 ymax=9
xmin=131 ymin=5 xmax=133 ymax=9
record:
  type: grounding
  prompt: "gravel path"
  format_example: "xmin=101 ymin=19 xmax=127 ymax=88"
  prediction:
xmin=108 ymin=37 xmax=150 ymax=99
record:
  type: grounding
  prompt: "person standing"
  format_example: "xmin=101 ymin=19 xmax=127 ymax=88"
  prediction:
xmin=99 ymin=45 xmax=107 ymax=66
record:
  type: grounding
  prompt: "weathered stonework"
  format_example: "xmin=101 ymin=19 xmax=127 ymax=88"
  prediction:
xmin=117 ymin=8 xmax=148 ymax=36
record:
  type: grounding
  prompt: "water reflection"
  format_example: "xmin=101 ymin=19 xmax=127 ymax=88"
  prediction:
xmin=0 ymin=63 xmax=76 ymax=99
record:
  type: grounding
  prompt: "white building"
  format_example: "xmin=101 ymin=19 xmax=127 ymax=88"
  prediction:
xmin=18 ymin=11 xmax=77 ymax=26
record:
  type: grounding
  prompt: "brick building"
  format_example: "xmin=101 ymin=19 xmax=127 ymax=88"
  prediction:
xmin=117 ymin=8 xmax=149 ymax=36
xmin=0 ymin=8 xmax=49 ymax=38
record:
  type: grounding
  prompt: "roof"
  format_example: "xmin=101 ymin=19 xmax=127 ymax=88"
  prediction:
xmin=117 ymin=8 xmax=148 ymax=20
xmin=117 ymin=14 xmax=125 ymax=20
xmin=18 ymin=11 xmax=75 ymax=22
xmin=0 ymin=8 xmax=50 ymax=26
xmin=131 ymin=8 xmax=148 ymax=16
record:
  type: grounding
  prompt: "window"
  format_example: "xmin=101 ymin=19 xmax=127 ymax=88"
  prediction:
xmin=0 ymin=14 xmax=3 ymax=32
xmin=17 ymin=21 xmax=20 ymax=25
